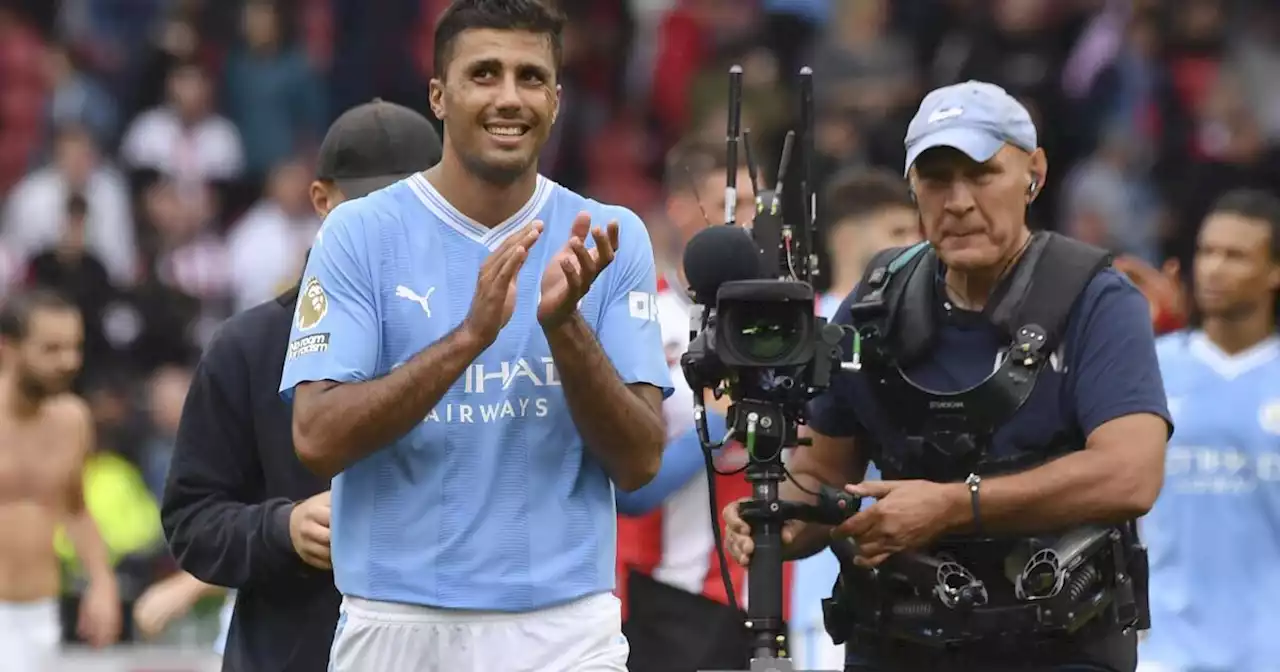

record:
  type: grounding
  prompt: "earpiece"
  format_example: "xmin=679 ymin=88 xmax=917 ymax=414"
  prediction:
xmin=1027 ymin=176 xmax=1039 ymax=201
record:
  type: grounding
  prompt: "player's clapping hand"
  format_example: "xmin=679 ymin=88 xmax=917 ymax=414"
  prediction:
xmin=463 ymin=222 xmax=544 ymax=345
xmin=77 ymin=577 xmax=121 ymax=647
xmin=289 ymin=491 xmax=333 ymax=570
xmin=834 ymin=480 xmax=959 ymax=568
xmin=538 ymin=212 xmax=620 ymax=329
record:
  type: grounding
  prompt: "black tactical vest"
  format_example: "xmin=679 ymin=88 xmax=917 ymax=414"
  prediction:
xmin=845 ymin=231 xmax=1113 ymax=480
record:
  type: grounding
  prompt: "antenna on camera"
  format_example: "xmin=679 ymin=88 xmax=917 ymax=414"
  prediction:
xmin=772 ymin=130 xmax=795 ymax=217
xmin=725 ymin=64 xmax=743 ymax=227
xmin=798 ymin=66 xmax=816 ymax=284
xmin=742 ymin=128 xmax=761 ymax=200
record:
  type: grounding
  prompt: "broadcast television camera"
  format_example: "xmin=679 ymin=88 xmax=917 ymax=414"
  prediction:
xmin=677 ymin=65 xmax=862 ymax=672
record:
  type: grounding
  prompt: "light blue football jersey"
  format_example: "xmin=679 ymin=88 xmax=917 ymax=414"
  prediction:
xmin=1140 ymin=331 xmax=1280 ymax=671
xmin=278 ymin=173 xmax=672 ymax=612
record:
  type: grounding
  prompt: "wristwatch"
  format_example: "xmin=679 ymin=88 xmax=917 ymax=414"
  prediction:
xmin=965 ymin=473 xmax=984 ymax=535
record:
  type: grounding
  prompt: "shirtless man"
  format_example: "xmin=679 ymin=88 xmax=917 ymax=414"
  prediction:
xmin=0 ymin=289 xmax=121 ymax=670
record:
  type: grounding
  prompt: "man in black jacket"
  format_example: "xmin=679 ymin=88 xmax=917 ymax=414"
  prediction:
xmin=159 ymin=100 xmax=442 ymax=671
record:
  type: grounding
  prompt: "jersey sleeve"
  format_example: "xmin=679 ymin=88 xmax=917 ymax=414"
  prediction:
xmin=1069 ymin=269 xmax=1173 ymax=437
xmin=807 ymin=292 xmax=863 ymax=437
xmin=279 ymin=201 xmax=381 ymax=400
xmin=595 ymin=208 xmax=674 ymax=399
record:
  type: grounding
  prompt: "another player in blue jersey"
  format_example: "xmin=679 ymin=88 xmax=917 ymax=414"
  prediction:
xmin=277 ymin=1 xmax=670 ymax=670
xmin=1138 ymin=189 xmax=1280 ymax=672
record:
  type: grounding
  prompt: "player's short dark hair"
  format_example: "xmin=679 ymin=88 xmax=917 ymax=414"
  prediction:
xmin=664 ymin=137 xmax=731 ymax=196
xmin=1208 ymin=188 xmax=1280 ymax=260
xmin=66 ymin=192 xmax=88 ymax=218
xmin=0 ymin=289 xmax=78 ymax=341
xmin=822 ymin=167 xmax=914 ymax=229
xmin=433 ymin=0 xmax=566 ymax=77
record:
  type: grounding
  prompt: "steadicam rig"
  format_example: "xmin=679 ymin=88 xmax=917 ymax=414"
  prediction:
xmin=678 ymin=65 xmax=858 ymax=671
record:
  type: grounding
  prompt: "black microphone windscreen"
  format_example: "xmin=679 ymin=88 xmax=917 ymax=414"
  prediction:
xmin=683 ymin=225 xmax=763 ymax=304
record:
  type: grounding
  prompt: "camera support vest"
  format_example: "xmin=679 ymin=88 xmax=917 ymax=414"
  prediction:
xmin=846 ymin=231 xmax=1113 ymax=480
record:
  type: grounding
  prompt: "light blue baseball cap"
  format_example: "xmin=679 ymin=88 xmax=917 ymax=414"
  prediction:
xmin=903 ymin=81 xmax=1037 ymax=177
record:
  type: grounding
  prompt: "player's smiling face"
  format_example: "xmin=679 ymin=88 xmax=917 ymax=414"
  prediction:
xmin=431 ymin=28 xmax=560 ymax=186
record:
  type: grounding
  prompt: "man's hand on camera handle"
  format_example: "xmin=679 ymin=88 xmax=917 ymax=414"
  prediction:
xmin=836 ymin=480 xmax=963 ymax=567
xmin=722 ymin=497 xmax=802 ymax=567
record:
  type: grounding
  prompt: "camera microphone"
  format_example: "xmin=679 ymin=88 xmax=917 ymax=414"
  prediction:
xmin=682 ymin=225 xmax=764 ymax=306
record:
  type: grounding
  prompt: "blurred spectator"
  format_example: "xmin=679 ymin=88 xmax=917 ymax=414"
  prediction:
xmin=1 ymin=124 xmax=138 ymax=285
xmin=0 ymin=6 xmax=49 ymax=193
xmin=1060 ymin=123 xmax=1164 ymax=264
xmin=808 ymin=0 xmax=917 ymax=143
xmin=140 ymin=365 xmax=193 ymax=499
xmin=120 ymin=61 xmax=245 ymax=191
xmin=647 ymin=0 xmax=758 ymax=142
xmin=125 ymin=2 xmax=211 ymax=122
xmin=222 ymin=0 xmax=326 ymax=179
xmin=1163 ymin=67 xmax=1280 ymax=266
xmin=26 ymin=192 xmax=117 ymax=382
xmin=41 ymin=42 xmax=119 ymax=154
xmin=685 ymin=44 xmax=789 ymax=158
xmin=54 ymin=0 xmax=168 ymax=86
xmin=1233 ymin=5 xmax=1280 ymax=144
xmin=143 ymin=179 xmax=230 ymax=316
xmin=225 ymin=159 xmax=319 ymax=312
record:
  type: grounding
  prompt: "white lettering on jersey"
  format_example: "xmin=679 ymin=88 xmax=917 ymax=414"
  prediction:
xmin=1165 ymin=445 xmax=1280 ymax=494
xmin=390 ymin=357 xmax=562 ymax=426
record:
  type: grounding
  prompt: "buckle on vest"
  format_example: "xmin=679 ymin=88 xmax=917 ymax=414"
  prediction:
xmin=1013 ymin=324 xmax=1048 ymax=366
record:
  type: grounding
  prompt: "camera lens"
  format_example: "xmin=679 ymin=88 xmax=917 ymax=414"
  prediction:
xmin=724 ymin=303 xmax=806 ymax=364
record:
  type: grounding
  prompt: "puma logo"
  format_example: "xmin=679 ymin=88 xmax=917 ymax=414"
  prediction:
xmin=396 ymin=285 xmax=436 ymax=317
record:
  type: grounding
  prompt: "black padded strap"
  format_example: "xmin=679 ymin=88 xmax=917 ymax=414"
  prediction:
xmin=894 ymin=248 xmax=939 ymax=364
xmin=849 ymin=242 xmax=932 ymax=364
xmin=851 ymin=243 xmax=924 ymax=303
xmin=985 ymin=232 xmax=1112 ymax=354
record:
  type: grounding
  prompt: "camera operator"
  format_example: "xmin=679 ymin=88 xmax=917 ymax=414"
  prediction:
xmin=723 ymin=81 xmax=1171 ymax=672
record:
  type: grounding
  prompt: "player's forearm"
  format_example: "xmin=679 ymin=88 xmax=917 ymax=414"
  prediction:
xmin=544 ymin=313 xmax=665 ymax=491
xmin=940 ymin=449 xmax=1156 ymax=535
xmin=779 ymin=470 xmax=835 ymax=561
xmin=66 ymin=514 xmax=116 ymax=587
xmin=616 ymin=413 xmax=723 ymax=515
xmin=293 ymin=325 xmax=486 ymax=477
